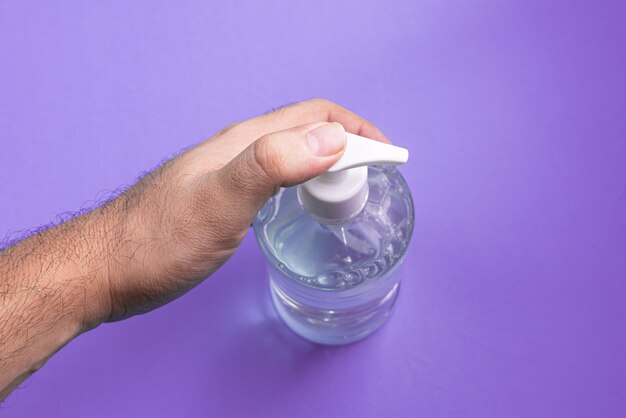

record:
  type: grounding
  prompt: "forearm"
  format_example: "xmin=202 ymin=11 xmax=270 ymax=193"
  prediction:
xmin=0 ymin=206 xmax=117 ymax=399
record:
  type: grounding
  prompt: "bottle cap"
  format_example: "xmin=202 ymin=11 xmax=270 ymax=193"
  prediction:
xmin=297 ymin=131 xmax=408 ymax=224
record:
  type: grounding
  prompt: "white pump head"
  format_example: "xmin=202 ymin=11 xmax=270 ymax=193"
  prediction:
xmin=297 ymin=132 xmax=409 ymax=224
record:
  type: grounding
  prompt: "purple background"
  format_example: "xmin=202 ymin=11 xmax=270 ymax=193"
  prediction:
xmin=1 ymin=1 xmax=625 ymax=417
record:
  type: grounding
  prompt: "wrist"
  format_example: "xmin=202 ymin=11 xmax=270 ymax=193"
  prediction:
xmin=0 ymin=210 xmax=120 ymax=390
xmin=56 ymin=204 xmax=128 ymax=329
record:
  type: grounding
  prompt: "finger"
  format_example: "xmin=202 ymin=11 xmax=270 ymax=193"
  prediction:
xmin=260 ymin=99 xmax=390 ymax=143
xmin=216 ymin=98 xmax=390 ymax=150
xmin=208 ymin=122 xmax=346 ymax=227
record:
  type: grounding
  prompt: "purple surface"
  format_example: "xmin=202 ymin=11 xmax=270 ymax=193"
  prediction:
xmin=1 ymin=1 xmax=625 ymax=417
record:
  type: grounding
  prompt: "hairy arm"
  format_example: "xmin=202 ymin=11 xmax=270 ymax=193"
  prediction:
xmin=0 ymin=206 xmax=118 ymax=400
xmin=0 ymin=99 xmax=388 ymax=400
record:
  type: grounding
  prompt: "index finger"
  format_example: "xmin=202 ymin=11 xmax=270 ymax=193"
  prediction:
xmin=220 ymin=98 xmax=390 ymax=146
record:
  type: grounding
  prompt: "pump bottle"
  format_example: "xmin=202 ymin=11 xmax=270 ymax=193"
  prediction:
xmin=254 ymin=130 xmax=414 ymax=345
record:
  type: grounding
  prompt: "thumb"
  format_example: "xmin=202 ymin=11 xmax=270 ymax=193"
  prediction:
xmin=213 ymin=122 xmax=346 ymax=222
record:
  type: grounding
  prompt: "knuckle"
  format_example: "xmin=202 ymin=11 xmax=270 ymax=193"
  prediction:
xmin=307 ymin=97 xmax=337 ymax=111
xmin=268 ymin=105 xmax=290 ymax=120
xmin=215 ymin=121 xmax=241 ymax=137
xmin=253 ymin=135 xmax=284 ymax=182
xmin=308 ymin=97 xmax=332 ymax=106
xmin=270 ymin=98 xmax=335 ymax=119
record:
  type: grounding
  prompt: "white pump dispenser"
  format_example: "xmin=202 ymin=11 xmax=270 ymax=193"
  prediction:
xmin=297 ymin=132 xmax=409 ymax=224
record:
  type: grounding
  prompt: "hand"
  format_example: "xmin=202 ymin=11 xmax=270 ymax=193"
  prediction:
xmin=97 ymin=99 xmax=389 ymax=322
xmin=0 ymin=99 xmax=388 ymax=396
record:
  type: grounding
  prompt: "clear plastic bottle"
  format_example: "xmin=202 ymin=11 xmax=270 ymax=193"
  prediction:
xmin=253 ymin=134 xmax=414 ymax=345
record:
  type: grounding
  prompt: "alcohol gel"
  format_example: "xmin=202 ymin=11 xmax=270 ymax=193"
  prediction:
xmin=254 ymin=131 xmax=414 ymax=345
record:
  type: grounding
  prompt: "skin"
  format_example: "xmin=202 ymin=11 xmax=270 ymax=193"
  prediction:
xmin=0 ymin=98 xmax=389 ymax=400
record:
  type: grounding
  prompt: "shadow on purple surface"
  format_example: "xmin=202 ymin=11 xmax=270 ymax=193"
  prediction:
xmin=192 ymin=234 xmax=365 ymax=413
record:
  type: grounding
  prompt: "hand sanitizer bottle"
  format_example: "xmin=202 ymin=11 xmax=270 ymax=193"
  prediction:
xmin=253 ymin=131 xmax=414 ymax=345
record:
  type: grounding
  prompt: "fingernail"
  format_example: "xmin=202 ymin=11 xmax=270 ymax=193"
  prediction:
xmin=307 ymin=123 xmax=346 ymax=157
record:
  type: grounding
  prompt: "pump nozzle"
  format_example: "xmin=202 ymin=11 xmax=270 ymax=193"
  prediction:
xmin=297 ymin=131 xmax=409 ymax=224
xmin=327 ymin=133 xmax=409 ymax=172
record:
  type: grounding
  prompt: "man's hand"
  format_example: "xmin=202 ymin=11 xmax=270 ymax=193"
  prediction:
xmin=100 ymin=99 xmax=388 ymax=320
xmin=0 ymin=98 xmax=388 ymax=398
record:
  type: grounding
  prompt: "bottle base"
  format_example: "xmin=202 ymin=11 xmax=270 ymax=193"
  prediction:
xmin=270 ymin=280 xmax=400 ymax=345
